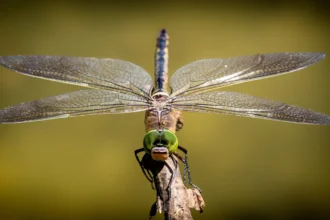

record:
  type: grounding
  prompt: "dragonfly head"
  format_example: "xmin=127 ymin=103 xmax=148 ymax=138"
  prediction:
xmin=143 ymin=130 xmax=178 ymax=161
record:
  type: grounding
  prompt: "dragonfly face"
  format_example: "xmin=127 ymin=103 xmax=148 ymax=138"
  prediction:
xmin=143 ymin=130 xmax=178 ymax=161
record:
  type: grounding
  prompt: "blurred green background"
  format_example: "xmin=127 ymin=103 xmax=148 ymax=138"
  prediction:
xmin=0 ymin=1 xmax=329 ymax=219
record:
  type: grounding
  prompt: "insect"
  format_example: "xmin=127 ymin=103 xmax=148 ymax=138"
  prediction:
xmin=0 ymin=29 xmax=329 ymax=214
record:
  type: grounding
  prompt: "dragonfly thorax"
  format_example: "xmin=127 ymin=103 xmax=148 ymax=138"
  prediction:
xmin=151 ymin=91 xmax=169 ymax=99
xmin=152 ymin=99 xmax=168 ymax=112
xmin=151 ymin=92 xmax=170 ymax=117
xmin=145 ymin=106 xmax=183 ymax=133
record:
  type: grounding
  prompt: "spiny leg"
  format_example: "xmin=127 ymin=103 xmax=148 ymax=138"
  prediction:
xmin=173 ymin=152 xmax=188 ymax=184
xmin=176 ymin=146 xmax=188 ymax=183
xmin=149 ymin=168 xmax=165 ymax=219
xmin=135 ymin=150 xmax=179 ymax=216
xmin=134 ymin=148 xmax=154 ymax=188
xmin=134 ymin=148 xmax=153 ymax=183
xmin=149 ymin=178 xmax=159 ymax=220
xmin=174 ymin=151 xmax=204 ymax=214
xmin=149 ymin=158 xmax=176 ymax=217
xmin=143 ymin=154 xmax=157 ymax=190
xmin=177 ymin=146 xmax=202 ymax=192
xmin=163 ymin=155 xmax=176 ymax=203
xmin=170 ymin=153 xmax=178 ymax=170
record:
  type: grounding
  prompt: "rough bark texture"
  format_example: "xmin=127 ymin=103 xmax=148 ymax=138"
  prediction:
xmin=156 ymin=157 xmax=205 ymax=220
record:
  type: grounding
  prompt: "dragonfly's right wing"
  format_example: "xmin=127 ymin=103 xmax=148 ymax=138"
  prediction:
xmin=170 ymin=53 xmax=326 ymax=97
xmin=0 ymin=56 xmax=153 ymax=98
xmin=171 ymin=91 xmax=330 ymax=125
xmin=0 ymin=90 xmax=149 ymax=124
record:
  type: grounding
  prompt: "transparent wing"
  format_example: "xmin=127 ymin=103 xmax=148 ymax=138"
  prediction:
xmin=0 ymin=90 xmax=150 ymax=124
xmin=0 ymin=56 xmax=153 ymax=98
xmin=170 ymin=52 xmax=326 ymax=97
xmin=171 ymin=91 xmax=330 ymax=125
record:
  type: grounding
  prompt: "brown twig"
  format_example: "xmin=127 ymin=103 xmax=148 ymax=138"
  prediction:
xmin=155 ymin=157 xmax=205 ymax=220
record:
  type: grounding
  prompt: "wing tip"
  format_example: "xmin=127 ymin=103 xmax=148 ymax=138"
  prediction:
xmin=0 ymin=113 xmax=70 ymax=124
xmin=310 ymin=52 xmax=326 ymax=62
xmin=287 ymin=52 xmax=326 ymax=69
xmin=307 ymin=111 xmax=330 ymax=125
xmin=318 ymin=116 xmax=330 ymax=125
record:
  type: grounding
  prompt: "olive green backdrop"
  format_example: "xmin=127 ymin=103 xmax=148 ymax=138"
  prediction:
xmin=0 ymin=1 xmax=329 ymax=219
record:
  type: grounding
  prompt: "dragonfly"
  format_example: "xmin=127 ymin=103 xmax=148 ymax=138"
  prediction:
xmin=0 ymin=29 xmax=329 ymax=211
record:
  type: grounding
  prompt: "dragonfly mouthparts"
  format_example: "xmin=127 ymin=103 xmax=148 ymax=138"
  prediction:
xmin=151 ymin=146 xmax=169 ymax=161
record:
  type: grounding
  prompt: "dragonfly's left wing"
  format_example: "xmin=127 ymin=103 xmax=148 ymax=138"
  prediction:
xmin=171 ymin=91 xmax=330 ymax=124
xmin=169 ymin=53 xmax=325 ymax=97
xmin=0 ymin=56 xmax=153 ymax=98
xmin=0 ymin=90 xmax=149 ymax=124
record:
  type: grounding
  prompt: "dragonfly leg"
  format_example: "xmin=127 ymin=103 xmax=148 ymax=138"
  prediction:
xmin=134 ymin=148 xmax=154 ymax=189
xmin=145 ymin=166 xmax=156 ymax=190
xmin=148 ymin=159 xmax=175 ymax=213
xmin=173 ymin=152 xmax=188 ymax=184
xmin=177 ymin=146 xmax=202 ymax=192
xmin=163 ymin=155 xmax=176 ymax=203
xmin=153 ymin=174 xmax=164 ymax=201
xmin=170 ymin=152 xmax=178 ymax=170
xmin=146 ymin=173 xmax=164 ymax=220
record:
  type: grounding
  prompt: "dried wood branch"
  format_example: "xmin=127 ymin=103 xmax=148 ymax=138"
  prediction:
xmin=154 ymin=157 xmax=205 ymax=220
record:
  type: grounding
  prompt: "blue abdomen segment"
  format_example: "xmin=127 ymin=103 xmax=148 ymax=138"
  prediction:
xmin=154 ymin=29 xmax=169 ymax=95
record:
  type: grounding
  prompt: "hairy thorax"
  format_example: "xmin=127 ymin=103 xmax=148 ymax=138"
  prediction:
xmin=145 ymin=109 xmax=183 ymax=133
xmin=145 ymin=96 xmax=183 ymax=133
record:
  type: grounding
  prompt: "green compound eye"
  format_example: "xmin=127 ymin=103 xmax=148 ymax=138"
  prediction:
xmin=143 ymin=130 xmax=160 ymax=153
xmin=160 ymin=130 xmax=178 ymax=155
xmin=143 ymin=130 xmax=178 ymax=155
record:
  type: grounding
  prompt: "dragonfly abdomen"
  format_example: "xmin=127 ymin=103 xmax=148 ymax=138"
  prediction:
xmin=154 ymin=29 xmax=169 ymax=95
